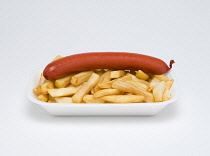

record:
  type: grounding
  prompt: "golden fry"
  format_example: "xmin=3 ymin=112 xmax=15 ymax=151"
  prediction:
xmin=33 ymin=86 xmax=42 ymax=94
xmin=136 ymin=70 xmax=149 ymax=80
xmin=37 ymin=94 xmax=48 ymax=102
xmin=148 ymin=78 xmax=160 ymax=91
xmin=112 ymin=80 xmax=154 ymax=102
xmin=101 ymin=95 xmax=145 ymax=103
xmin=98 ymin=80 xmax=113 ymax=89
xmin=41 ymin=80 xmax=54 ymax=94
xmin=126 ymin=73 xmax=150 ymax=86
xmin=94 ymin=69 xmax=102 ymax=72
xmin=48 ymin=85 xmax=82 ymax=97
xmin=55 ymin=74 xmax=72 ymax=88
xmin=94 ymin=70 xmax=111 ymax=92
xmin=153 ymin=75 xmax=169 ymax=81
xmin=163 ymin=89 xmax=171 ymax=101
xmin=83 ymin=95 xmax=105 ymax=103
xmin=72 ymin=73 xmax=100 ymax=103
xmin=125 ymin=80 xmax=148 ymax=91
xmin=38 ymin=73 xmax=46 ymax=86
xmin=153 ymin=81 xmax=166 ymax=102
xmin=48 ymin=100 xmax=56 ymax=103
xmin=52 ymin=55 xmax=62 ymax=61
xmin=93 ymin=89 xmax=121 ymax=98
xmin=166 ymin=79 xmax=174 ymax=90
xmin=55 ymin=97 xmax=73 ymax=103
xmin=71 ymin=71 xmax=93 ymax=86
xmin=110 ymin=70 xmax=125 ymax=79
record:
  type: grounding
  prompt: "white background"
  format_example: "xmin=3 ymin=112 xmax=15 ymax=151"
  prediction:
xmin=1 ymin=0 xmax=210 ymax=155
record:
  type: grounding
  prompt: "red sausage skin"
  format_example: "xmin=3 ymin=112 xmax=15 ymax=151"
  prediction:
xmin=43 ymin=52 xmax=174 ymax=80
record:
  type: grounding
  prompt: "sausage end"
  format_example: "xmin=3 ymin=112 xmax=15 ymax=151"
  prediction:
xmin=169 ymin=60 xmax=175 ymax=69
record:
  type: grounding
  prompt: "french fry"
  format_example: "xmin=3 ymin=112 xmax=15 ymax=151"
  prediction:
xmin=98 ymin=80 xmax=113 ymax=89
xmin=94 ymin=69 xmax=102 ymax=72
xmin=163 ymin=90 xmax=171 ymax=101
xmin=83 ymin=95 xmax=105 ymax=103
xmin=126 ymin=73 xmax=150 ymax=86
xmin=55 ymin=97 xmax=73 ymax=103
xmin=93 ymin=89 xmax=121 ymax=98
xmin=48 ymin=100 xmax=56 ymax=103
xmin=48 ymin=85 xmax=82 ymax=97
xmin=52 ymin=55 xmax=62 ymax=61
xmin=48 ymin=94 xmax=56 ymax=103
xmin=37 ymin=94 xmax=48 ymax=102
xmin=71 ymin=71 xmax=93 ymax=86
xmin=153 ymin=75 xmax=169 ymax=81
xmin=153 ymin=81 xmax=166 ymax=102
xmin=41 ymin=80 xmax=54 ymax=94
xmin=112 ymin=80 xmax=140 ymax=94
xmin=112 ymin=80 xmax=154 ymax=102
xmin=117 ymin=75 xmax=132 ymax=82
xmin=101 ymin=95 xmax=145 ymax=103
xmin=72 ymin=73 xmax=100 ymax=103
xmin=38 ymin=73 xmax=46 ymax=86
xmin=110 ymin=70 xmax=125 ymax=79
xmin=162 ymin=80 xmax=174 ymax=101
xmin=99 ymin=70 xmax=111 ymax=82
xmin=136 ymin=70 xmax=149 ymax=80
xmin=125 ymin=80 xmax=148 ymax=91
xmin=166 ymin=79 xmax=174 ymax=90
xmin=148 ymin=78 xmax=160 ymax=91
xmin=95 ymin=69 xmax=105 ymax=76
xmin=55 ymin=74 xmax=72 ymax=88
xmin=94 ymin=70 xmax=111 ymax=92
xmin=33 ymin=86 xmax=42 ymax=94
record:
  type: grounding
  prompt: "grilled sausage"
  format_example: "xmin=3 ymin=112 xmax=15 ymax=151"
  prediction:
xmin=43 ymin=52 xmax=175 ymax=80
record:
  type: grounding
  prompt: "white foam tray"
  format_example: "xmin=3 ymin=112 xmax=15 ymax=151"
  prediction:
xmin=27 ymin=70 xmax=177 ymax=116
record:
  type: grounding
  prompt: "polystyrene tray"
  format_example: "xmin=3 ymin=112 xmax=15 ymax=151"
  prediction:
xmin=27 ymin=70 xmax=177 ymax=116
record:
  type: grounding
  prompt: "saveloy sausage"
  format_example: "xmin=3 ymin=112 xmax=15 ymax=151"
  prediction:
xmin=43 ymin=52 xmax=175 ymax=80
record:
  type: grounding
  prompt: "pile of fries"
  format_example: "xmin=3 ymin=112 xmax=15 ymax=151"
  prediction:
xmin=33 ymin=55 xmax=174 ymax=103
